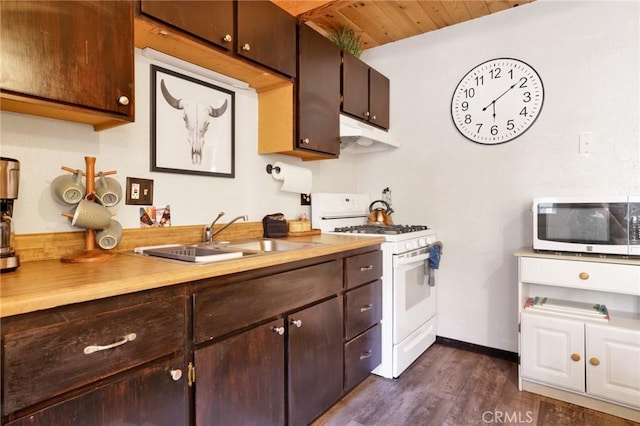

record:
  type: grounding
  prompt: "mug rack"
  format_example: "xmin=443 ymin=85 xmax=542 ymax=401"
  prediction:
xmin=59 ymin=156 xmax=118 ymax=263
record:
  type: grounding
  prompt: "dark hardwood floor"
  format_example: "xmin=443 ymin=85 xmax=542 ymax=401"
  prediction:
xmin=313 ymin=343 xmax=639 ymax=426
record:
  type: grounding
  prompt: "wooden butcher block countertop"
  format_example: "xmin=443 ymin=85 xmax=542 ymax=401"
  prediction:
xmin=0 ymin=233 xmax=384 ymax=318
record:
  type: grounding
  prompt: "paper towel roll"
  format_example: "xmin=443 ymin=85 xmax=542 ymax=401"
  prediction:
xmin=271 ymin=162 xmax=312 ymax=193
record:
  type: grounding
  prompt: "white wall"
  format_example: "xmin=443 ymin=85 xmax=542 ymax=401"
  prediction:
xmin=357 ymin=0 xmax=640 ymax=352
xmin=0 ymin=49 xmax=360 ymax=234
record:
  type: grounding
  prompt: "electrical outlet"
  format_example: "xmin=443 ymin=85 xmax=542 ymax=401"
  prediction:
xmin=300 ymin=193 xmax=311 ymax=206
xmin=126 ymin=177 xmax=154 ymax=205
xmin=579 ymin=132 xmax=595 ymax=155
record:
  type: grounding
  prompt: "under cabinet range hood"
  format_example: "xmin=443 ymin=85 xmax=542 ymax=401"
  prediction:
xmin=339 ymin=114 xmax=399 ymax=154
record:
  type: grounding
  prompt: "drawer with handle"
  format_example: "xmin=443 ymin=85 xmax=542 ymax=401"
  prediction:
xmin=520 ymin=257 xmax=640 ymax=295
xmin=2 ymin=296 xmax=185 ymax=415
xmin=344 ymin=323 xmax=381 ymax=392
xmin=345 ymin=280 xmax=382 ymax=340
xmin=345 ymin=250 xmax=382 ymax=290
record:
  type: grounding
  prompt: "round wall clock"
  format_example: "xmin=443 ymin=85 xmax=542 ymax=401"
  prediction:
xmin=450 ymin=58 xmax=544 ymax=145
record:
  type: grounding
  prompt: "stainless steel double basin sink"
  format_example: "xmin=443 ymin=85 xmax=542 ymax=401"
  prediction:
xmin=140 ymin=238 xmax=322 ymax=264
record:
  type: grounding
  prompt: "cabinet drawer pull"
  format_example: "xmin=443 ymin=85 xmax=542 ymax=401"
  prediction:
xmin=118 ymin=96 xmax=130 ymax=106
xmin=290 ymin=319 xmax=302 ymax=328
xmin=360 ymin=304 xmax=373 ymax=313
xmin=223 ymin=34 xmax=232 ymax=42
xmin=242 ymin=43 xmax=251 ymax=51
xmin=360 ymin=349 xmax=373 ymax=360
xmin=579 ymin=272 xmax=590 ymax=280
xmin=83 ymin=333 xmax=136 ymax=354
xmin=360 ymin=265 xmax=373 ymax=272
xmin=571 ymin=353 xmax=581 ymax=362
xmin=271 ymin=326 xmax=285 ymax=336
xmin=590 ymin=357 xmax=600 ymax=366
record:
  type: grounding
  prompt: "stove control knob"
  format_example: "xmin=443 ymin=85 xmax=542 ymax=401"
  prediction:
xmin=405 ymin=242 xmax=413 ymax=251
xmin=419 ymin=238 xmax=428 ymax=247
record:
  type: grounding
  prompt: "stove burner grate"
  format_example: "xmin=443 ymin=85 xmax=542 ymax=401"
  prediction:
xmin=334 ymin=224 xmax=430 ymax=235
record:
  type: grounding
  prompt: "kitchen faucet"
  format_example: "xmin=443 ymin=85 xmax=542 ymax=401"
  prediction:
xmin=204 ymin=212 xmax=248 ymax=243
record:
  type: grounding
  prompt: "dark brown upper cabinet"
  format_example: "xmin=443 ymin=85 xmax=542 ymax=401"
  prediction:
xmin=140 ymin=0 xmax=234 ymax=50
xmin=342 ymin=51 xmax=390 ymax=130
xmin=0 ymin=1 xmax=134 ymax=131
xmin=296 ymin=24 xmax=341 ymax=157
xmin=237 ymin=1 xmax=297 ymax=79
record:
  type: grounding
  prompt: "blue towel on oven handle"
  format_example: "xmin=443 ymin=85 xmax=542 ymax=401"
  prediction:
xmin=429 ymin=241 xmax=443 ymax=269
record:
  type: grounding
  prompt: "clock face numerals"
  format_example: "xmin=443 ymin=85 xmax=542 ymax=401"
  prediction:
xmin=451 ymin=58 xmax=544 ymax=145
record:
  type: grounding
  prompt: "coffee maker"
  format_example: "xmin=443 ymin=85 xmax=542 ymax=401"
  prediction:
xmin=1 ymin=157 xmax=20 ymax=272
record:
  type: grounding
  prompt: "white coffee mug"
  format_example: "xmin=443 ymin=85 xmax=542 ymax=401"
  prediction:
xmin=51 ymin=170 xmax=85 ymax=205
xmin=96 ymin=220 xmax=123 ymax=250
xmin=94 ymin=172 xmax=122 ymax=207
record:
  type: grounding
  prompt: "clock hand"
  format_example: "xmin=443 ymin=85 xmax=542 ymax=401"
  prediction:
xmin=482 ymin=77 xmax=526 ymax=111
xmin=491 ymin=101 xmax=496 ymax=122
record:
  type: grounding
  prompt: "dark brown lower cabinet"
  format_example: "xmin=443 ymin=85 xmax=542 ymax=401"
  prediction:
xmin=195 ymin=318 xmax=286 ymax=426
xmin=288 ymin=297 xmax=344 ymax=426
xmin=6 ymin=354 xmax=188 ymax=426
xmin=194 ymin=297 xmax=344 ymax=426
xmin=2 ymin=248 xmax=382 ymax=426
xmin=345 ymin=324 xmax=382 ymax=392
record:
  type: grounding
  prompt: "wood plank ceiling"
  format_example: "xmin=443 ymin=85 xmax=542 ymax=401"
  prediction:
xmin=273 ymin=0 xmax=536 ymax=50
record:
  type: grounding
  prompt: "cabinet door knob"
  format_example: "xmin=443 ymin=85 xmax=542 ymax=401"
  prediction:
xmin=371 ymin=115 xmax=377 ymax=121
xmin=571 ymin=353 xmax=581 ymax=362
xmin=301 ymin=138 xmax=310 ymax=144
xmin=242 ymin=43 xmax=251 ymax=51
xmin=118 ymin=96 xmax=130 ymax=106
xmin=170 ymin=369 xmax=182 ymax=381
xmin=590 ymin=357 xmax=600 ymax=366
xmin=223 ymin=34 xmax=232 ymax=42
xmin=271 ymin=326 xmax=285 ymax=335
xmin=290 ymin=319 xmax=302 ymax=328
xmin=363 ymin=111 xmax=370 ymax=117
xmin=579 ymin=272 xmax=589 ymax=280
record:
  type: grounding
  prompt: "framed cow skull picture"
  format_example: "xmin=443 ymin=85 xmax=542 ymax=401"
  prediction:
xmin=150 ymin=65 xmax=235 ymax=178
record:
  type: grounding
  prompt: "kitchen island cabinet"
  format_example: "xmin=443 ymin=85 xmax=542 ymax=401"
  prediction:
xmin=515 ymin=250 xmax=640 ymax=422
xmin=342 ymin=51 xmax=390 ymax=130
xmin=0 ymin=1 xmax=134 ymax=130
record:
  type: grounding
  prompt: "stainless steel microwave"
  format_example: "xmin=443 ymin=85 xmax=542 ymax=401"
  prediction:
xmin=533 ymin=196 xmax=640 ymax=256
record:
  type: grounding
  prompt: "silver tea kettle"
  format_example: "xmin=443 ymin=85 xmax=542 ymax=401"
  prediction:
xmin=367 ymin=200 xmax=394 ymax=225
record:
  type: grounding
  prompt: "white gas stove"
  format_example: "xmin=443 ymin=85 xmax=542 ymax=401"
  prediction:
xmin=311 ymin=193 xmax=439 ymax=378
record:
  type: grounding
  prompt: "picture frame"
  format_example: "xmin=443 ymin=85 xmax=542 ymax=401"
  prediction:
xmin=150 ymin=65 xmax=235 ymax=178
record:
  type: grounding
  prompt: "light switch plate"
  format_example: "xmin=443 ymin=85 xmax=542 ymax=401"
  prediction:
xmin=126 ymin=177 xmax=154 ymax=205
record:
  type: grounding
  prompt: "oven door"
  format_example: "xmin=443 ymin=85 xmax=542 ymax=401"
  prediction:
xmin=392 ymin=248 xmax=436 ymax=345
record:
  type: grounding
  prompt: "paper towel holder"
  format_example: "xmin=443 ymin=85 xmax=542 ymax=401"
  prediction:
xmin=266 ymin=164 xmax=280 ymax=174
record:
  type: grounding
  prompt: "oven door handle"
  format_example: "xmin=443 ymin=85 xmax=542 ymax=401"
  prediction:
xmin=393 ymin=252 xmax=430 ymax=266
